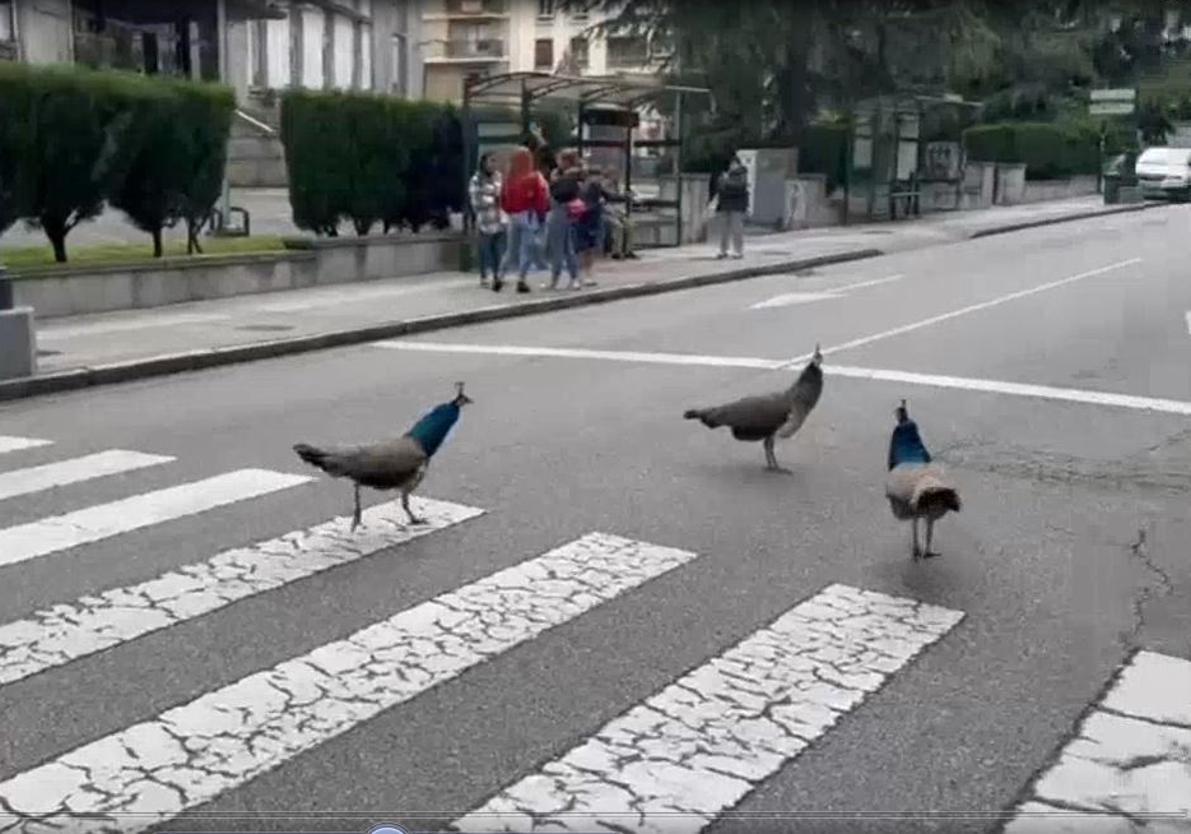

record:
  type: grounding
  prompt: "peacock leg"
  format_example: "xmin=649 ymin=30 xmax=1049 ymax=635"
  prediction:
xmin=763 ymin=436 xmax=791 ymax=473
xmin=924 ymin=518 xmax=939 ymax=559
xmin=911 ymin=518 xmax=922 ymax=560
xmin=351 ymin=484 xmax=362 ymax=531
xmin=401 ymin=490 xmax=426 ymax=525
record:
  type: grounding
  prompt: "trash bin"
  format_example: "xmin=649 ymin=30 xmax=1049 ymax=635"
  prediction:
xmin=0 ymin=267 xmax=12 ymax=311
xmin=1103 ymin=174 xmax=1121 ymax=205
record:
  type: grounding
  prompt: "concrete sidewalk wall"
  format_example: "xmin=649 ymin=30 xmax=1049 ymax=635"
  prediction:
xmin=12 ymin=234 xmax=464 ymax=319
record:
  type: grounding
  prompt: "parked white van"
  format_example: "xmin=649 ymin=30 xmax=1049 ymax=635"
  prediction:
xmin=1135 ymin=146 xmax=1191 ymax=201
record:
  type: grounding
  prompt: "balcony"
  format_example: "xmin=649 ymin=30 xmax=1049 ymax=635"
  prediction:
xmin=424 ymin=38 xmax=507 ymax=63
xmin=425 ymin=0 xmax=508 ymax=19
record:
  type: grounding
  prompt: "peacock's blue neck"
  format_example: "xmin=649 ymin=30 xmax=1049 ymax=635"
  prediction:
xmin=407 ymin=402 xmax=460 ymax=457
xmin=888 ymin=420 xmax=931 ymax=470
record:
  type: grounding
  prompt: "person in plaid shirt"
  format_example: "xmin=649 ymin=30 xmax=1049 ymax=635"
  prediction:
xmin=469 ymin=153 xmax=506 ymax=288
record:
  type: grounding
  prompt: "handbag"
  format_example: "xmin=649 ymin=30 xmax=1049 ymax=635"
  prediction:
xmin=566 ymin=197 xmax=587 ymax=221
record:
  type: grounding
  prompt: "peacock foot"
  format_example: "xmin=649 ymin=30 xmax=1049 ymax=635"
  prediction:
xmin=923 ymin=550 xmax=942 ymax=559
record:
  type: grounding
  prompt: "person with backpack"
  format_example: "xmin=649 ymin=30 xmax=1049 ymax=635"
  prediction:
xmin=715 ymin=154 xmax=750 ymax=259
xmin=499 ymin=147 xmax=549 ymax=294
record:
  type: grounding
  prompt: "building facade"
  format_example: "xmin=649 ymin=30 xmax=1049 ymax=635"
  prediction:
xmin=418 ymin=0 xmax=659 ymax=103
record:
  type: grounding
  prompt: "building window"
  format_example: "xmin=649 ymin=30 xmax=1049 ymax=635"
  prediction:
xmin=392 ymin=33 xmax=408 ymax=96
xmin=607 ymin=35 xmax=648 ymax=68
xmin=538 ymin=0 xmax=554 ymax=17
xmin=534 ymin=37 xmax=553 ymax=69
xmin=570 ymin=36 xmax=588 ymax=69
xmin=0 ymin=1 xmax=13 ymax=43
xmin=252 ymin=20 xmax=269 ymax=87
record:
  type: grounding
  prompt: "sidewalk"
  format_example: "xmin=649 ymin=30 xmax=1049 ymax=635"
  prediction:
xmin=1 ymin=195 xmax=1160 ymax=401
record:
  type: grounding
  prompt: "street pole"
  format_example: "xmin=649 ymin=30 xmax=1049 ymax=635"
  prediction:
xmin=217 ymin=0 xmax=231 ymax=233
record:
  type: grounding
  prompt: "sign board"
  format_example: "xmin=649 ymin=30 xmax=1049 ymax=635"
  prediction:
xmin=1090 ymin=102 xmax=1135 ymax=116
xmin=1090 ymin=88 xmax=1136 ymax=102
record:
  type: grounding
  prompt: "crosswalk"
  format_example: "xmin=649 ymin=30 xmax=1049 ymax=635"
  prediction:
xmin=0 ymin=434 xmax=1187 ymax=833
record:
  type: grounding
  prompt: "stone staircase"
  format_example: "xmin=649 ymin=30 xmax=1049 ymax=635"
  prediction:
xmin=227 ymin=100 xmax=287 ymax=188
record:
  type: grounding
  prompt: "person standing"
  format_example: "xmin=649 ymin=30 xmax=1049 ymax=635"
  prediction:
xmin=468 ymin=153 xmax=505 ymax=289
xmin=545 ymin=151 xmax=583 ymax=290
xmin=715 ymin=155 xmax=749 ymax=260
xmin=499 ymin=147 xmax=549 ymax=294
xmin=575 ymin=165 xmax=612 ymax=286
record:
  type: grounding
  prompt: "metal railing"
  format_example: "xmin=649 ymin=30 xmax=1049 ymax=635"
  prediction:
xmin=445 ymin=0 xmax=508 ymax=15
xmin=427 ymin=38 xmax=506 ymax=60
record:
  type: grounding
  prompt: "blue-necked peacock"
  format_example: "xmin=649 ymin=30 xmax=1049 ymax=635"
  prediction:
xmin=885 ymin=399 xmax=961 ymax=560
xmin=294 ymin=382 xmax=473 ymax=530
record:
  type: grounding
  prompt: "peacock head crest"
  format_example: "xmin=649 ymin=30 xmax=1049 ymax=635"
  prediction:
xmin=811 ymin=344 xmax=823 ymax=366
xmin=452 ymin=382 xmax=473 ymax=407
xmin=895 ymin=399 xmax=909 ymax=423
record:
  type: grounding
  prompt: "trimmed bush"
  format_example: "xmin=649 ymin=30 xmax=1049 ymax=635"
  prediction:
xmin=798 ymin=123 xmax=849 ymax=192
xmin=0 ymin=64 xmax=37 ymax=237
xmin=109 ymin=78 xmax=235 ymax=257
xmin=281 ymin=92 xmax=468 ymax=237
xmin=963 ymin=121 xmax=1121 ymax=180
xmin=0 ymin=64 xmax=234 ymax=262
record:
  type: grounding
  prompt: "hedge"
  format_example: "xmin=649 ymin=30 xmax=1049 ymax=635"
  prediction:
xmin=0 ymin=63 xmax=234 ymax=262
xmin=281 ymin=91 xmax=467 ymax=237
xmin=962 ymin=121 xmax=1132 ymax=180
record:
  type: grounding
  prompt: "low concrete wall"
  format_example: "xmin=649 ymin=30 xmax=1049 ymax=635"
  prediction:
xmin=1019 ymin=175 xmax=1099 ymax=204
xmin=12 ymin=233 xmax=466 ymax=319
xmin=994 ymin=163 xmax=1028 ymax=205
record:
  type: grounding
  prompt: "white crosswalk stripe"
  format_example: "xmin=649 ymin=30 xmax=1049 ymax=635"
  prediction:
xmin=0 ymin=469 xmax=312 ymax=569
xmin=0 ymin=450 xmax=175 ymax=502
xmin=451 ymin=583 xmax=964 ymax=834
xmin=1002 ymin=650 xmax=1191 ymax=833
xmin=0 ymin=533 xmax=699 ymax=831
xmin=0 ymin=496 xmax=483 ymax=687
xmin=0 ymin=436 xmax=52 ymax=455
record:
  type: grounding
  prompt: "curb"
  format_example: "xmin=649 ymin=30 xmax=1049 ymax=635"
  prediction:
xmin=966 ymin=201 xmax=1158 ymax=239
xmin=0 ymin=248 xmax=882 ymax=403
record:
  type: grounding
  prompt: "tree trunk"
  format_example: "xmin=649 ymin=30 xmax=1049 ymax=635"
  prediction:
xmin=186 ymin=219 xmax=204 ymax=255
xmin=42 ymin=216 xmax=69 ymax=263
xmin=152 ymin=228 xmax=163 ymax=258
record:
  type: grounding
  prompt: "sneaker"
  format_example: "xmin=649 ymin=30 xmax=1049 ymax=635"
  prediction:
xmin=716 ymin=252 xmax=729 ymax=260
xmin=492 ymin=279 xmax=504 ymax=292
xmin=517 ymin=281 xmax=531 ymax=294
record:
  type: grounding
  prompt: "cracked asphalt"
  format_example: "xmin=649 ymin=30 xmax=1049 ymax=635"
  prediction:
xmin=0 ymin=206 xmax=1189 ymax=832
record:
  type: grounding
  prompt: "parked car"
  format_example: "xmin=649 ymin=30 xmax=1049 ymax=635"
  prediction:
xmin=1134 ymin=146 xmax=1191 ymax=201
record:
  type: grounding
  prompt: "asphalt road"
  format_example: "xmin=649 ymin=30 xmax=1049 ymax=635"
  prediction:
xmin=0 ymin=206 xmax=1189 ymax=834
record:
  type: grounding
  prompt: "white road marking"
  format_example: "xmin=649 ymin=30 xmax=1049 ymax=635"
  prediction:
xmin=785 ymin=258 xmax=1143 ymax=364
xmin=749 ymin=291 xmax=841 ymax=310
xmin=1002 ymin=651 xmax=1191 ymax=833
xmin=0 ymin=533 xmax=699 ymax=831
xmin=0 ymin=469 xmax=313 ymax=569
xmin=451 ymin=583 xmax=964 ymax=834
xmin=374 ymin=341 xmax=781 ymax=369
xmin=836 ymin=273 xmax=905 ymax=292
xmin=38 ymin=314 xmax=231 ymax=340
xmin=1185 ymin=310 xmax=1191 ymax=336
xmin=0 ymin=450 xmax=175 ymax=502
xmin=373 ymin=342 xmax=1191 ymax=417
xmin=0 ymin=497 xmax=483 ymax=687
xmin=749 ymin=274 xmax=903 ymax=310
xmin=0 ymin=436 xmax=52 ymax=455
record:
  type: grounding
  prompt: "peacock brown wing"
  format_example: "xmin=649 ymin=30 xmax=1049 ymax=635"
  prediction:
xmin=340 ymin=436 xmax=429 ymax=490
xmin=703 ymin=392 xmax=794 ymax=438
xmin=885 ymin=463 xmax=958 ymax=518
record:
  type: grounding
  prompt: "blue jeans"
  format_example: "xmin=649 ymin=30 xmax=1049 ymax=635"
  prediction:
xmin=477 ymin=230 xmax=505 ymax=280
xmin=502 ymin=211 xmax=539 ymax=280
xmin=547 ymin=206 xmax=578 ymax=284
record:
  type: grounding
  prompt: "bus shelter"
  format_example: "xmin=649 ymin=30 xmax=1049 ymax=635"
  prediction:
xmin=462 ymin=71 xmax=711 ymax=247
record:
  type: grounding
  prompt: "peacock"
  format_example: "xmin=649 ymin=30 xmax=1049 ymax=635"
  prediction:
xmin=683 ymin=345 xmax=824 ymax=471
xmin=884 ymin=399 xmax=961 ymax=560
xmin=293 ymin=382 xmax=473 ymax=530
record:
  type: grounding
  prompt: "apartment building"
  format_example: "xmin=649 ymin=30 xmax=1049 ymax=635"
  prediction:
xmin=418 ymin=0 xmax=658 ymax=102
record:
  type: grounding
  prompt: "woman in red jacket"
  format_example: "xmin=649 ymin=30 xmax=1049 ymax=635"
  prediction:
xmin=498 ymin=147 xmax=549 ymax=293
